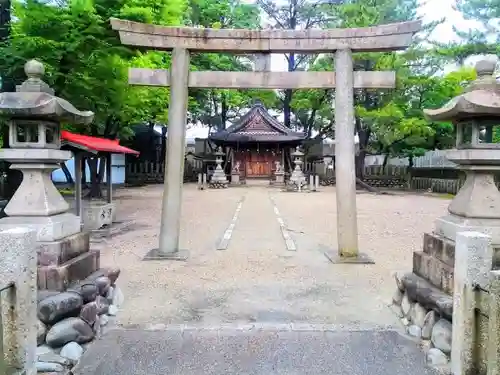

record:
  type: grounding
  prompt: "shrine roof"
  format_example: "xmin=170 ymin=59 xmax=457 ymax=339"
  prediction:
xmin=209 ymin=102 xmax=305 ymax=143
xmin=61 ymin=130 xmax=140 ymax=155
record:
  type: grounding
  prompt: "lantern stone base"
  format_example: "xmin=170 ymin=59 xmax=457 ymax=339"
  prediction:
xmin=274 ymin=172 xmax=285 ymax=186
xmin=0 ymin=212 xmax=81 ymax=242
xmin=231 ymin=173 xmax=240 ymax=185
xmin=82 ymin=202 xmax=116 ymax=232
xmin=37 ymin=231 xmax=90 ymax=267
xmin=435 ymin=213 xmax=500 ymax=246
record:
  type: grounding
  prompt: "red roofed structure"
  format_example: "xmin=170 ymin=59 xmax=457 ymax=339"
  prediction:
xmin=61 ymin=130 xmax=140 ymax=156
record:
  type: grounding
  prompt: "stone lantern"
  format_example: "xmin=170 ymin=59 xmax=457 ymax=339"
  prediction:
xmin=424 ymin=58 xmax=500 ymax=245
xmin=0 ymin=59 xmax=94 ymax=241
xmin=289 ymin=146 xmax=306 ymax=189
xmin=209 ymin=147 xmax=228 ymax=188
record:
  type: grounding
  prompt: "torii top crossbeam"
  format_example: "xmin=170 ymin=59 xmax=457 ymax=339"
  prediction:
xmin=110 ymin=18 xmax=422 ymax=53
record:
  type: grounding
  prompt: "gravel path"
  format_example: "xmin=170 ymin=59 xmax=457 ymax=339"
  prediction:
xmin=97 ymin=184 xmax=450 ymax=329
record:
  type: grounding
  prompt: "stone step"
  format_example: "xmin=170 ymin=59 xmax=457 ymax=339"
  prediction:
xmin=73 ymin=326 xmax=437 ymax=375
xmin=413 ymin=251 xmax=454 ymax=295
xmin=37 ymin=231 xmax=90 ymax=266
xmin=38 ymin=250 xmax=100 ymax=291
xmin=422 ymin=232 xmax=455 ymax=267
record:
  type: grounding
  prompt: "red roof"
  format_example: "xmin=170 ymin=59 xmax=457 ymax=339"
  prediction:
xmin=61 ymin=130 xmax=140 ymax=155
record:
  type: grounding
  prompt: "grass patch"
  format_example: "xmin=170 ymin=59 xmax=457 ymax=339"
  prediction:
xmin=58 ymin=188 xmax=74 ymax=196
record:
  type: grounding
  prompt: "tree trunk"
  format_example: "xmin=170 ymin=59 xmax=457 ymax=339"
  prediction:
xmin=81 ymin=156 xmax=87 ymax=188
xmin=355 ymin=150 xmax=365 ymax=180
xmin=283 ymin=53 xmax=295 ymax=128
xmin=60 ymin=162 xmax=74 ymax=184
xmin=87 ymin=157 xmax=102 ymax=199
xmin=382 ymin=154 xmax=389 ymax=169
xmin=97 ymin=155 xmax=106 ymax=185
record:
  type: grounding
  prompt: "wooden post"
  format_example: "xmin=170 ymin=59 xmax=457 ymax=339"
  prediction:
xmin=146 ymin=47 xmax=190 ymax=260
xmin=74 ymin=152 xmax=82 ymax=221
xmin=452 ymin=231 xmax=493 ymax=375
xmin=106 ymin=153 xmax=112 ymax=204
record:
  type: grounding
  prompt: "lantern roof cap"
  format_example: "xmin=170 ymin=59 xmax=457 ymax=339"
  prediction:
xmin=424 ymin=58 xmax=500 ymax=122
xmin=0 ymin=59 xmax=94 ymax=124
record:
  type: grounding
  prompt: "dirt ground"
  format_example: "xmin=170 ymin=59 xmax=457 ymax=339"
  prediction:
xmin=94 ymin=183 xmax=450 ymax=329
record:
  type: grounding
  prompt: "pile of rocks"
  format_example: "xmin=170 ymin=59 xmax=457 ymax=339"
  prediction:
xmin=36 ymin=267 xmax=123 ymax=374
xmin=391 ymin=272 xmax=452 ymax=369
xmin=208 ymin=181 xmax=229 ymax=189
xmin=319 ymin=177 xmax=335 ymax=186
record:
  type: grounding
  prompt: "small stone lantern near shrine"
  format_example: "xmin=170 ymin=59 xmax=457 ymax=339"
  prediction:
xmin=209 ymin=147 xmax=228 ymax=188
xmin=288 ymin=146 xmax=307 ymax=191
xmin=424 ymin=58 xmax=500 ymax=246
xmin=0 ymin=59 xmax=94 ymax=241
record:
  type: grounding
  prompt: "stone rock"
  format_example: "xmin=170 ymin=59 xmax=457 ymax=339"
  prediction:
xmin=37 ymin=292 xmax=83 ymax=325
xmin=37 ymin=352 xmax=72 ymax=366
xmin=408 ymin=325 xmax=422 ymax=338
xmin=36 ymin=345 xmax=56 ymax=357
xmin=99 ymin=314 xmax=109 ymax=326
xmin=431 ymin=319 xmax=452 ymax=354
xmin=60 ymin=341 xmax=84 ymax=363
xmin=388 ymin=303 xmax=403 ymax=318
xmin=95 ymin=276 xmax=111 ymax=296
xmin=420 ymin=340 xmax=432 ymax=352
xmin=409 ymin=302 xmax=427 ymax=327
xmin=37 ymin=319 xmax=47 ymax=346
xmin=401 ymin=294 xmax=411 ymax=316
xmin=394 ymin=271 xmax=405 ymax=292
xmin=80 ymin=302 xmax=98 ymax=326
xmin=37 ymin=290 xmax=60 ymax=303
xmin=112 ymin=286 xmax=124 ymax=308
xmin=426 ymin=348 xmax=449 ymax=366
xmin=106 ymin=286 xmax=114 ymax=303
xmin=422 ymin=310 xmax=439 ymax=340
xmin=108 ymin=304 xmax=118 ymax=316
xmin=80 ymin=283 xmax=99 ymax=303
xmin=401 ymin=317 xmax=409 ymax=326
xmin=45 ymin=317 xmax=95 ymax=348
xmin=95 ymin=295 xmax=109 ymax=315
xmin=402 ymin=272 xmax=453 ymax=320
xmin=392 ymin=289 xmax=403 ymax=306
xmin=107 ymin=267 xmax=120 ymax=285
xmin=94 ymin=317 xmax=103 ymax=338
xmin=36 ymin=361 xmax=65 ymax=372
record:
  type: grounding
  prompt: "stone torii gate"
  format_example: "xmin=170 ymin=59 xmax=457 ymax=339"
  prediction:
xmin=111 ymin=19 xmax=421 ymax=262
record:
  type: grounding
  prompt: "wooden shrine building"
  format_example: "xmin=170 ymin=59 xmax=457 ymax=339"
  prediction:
xmin=208 ymin=101 xmax=305 ymax=179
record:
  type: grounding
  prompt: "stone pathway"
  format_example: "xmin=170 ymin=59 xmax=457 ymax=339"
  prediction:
xmin=79 ymin=184 xmax=450 ymax=373
xmin=74 ymin=325 xmax=437 ymax=375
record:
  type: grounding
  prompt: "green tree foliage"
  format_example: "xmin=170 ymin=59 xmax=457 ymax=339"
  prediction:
xmin=257 ymin=0 xmax=338 ymax=128
xmin=283 ymin=0 xmax=475 ymax=177
xmin=0 ymin=0 xmax=188 ymax=138
xmin=186 ymin=0 xmax=278 ymax=132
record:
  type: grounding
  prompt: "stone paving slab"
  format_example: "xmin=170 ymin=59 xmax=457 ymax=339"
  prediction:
xmin=73 ymin=326 xmax=437 ymax=375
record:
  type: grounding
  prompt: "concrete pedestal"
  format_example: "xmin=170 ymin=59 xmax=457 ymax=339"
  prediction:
xmin=275 ymin=172 xmax=285 ymax=187
xmin=0 ymin=212 xmax=81 ymax=242
xmin=82 ymin=202 xmax=116 ymax=231
xmin=231 ymin=173 xmax=240 ymax=185
xmin=435 ymin=214 xmax=500 ymax=246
